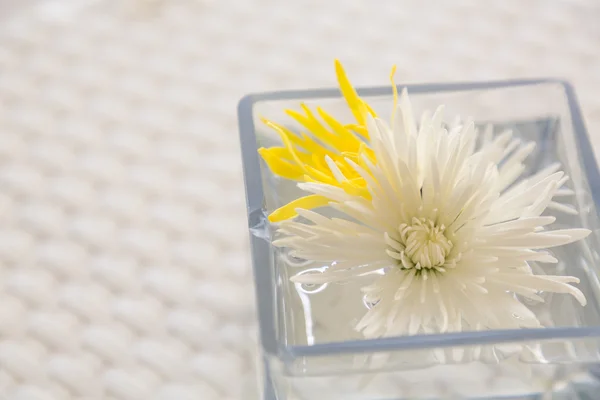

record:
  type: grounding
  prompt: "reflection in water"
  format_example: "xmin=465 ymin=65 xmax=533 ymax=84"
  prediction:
xmin=294 ymin=267 xmax=329 ymax=345
xmin=362 ymin=295 xmax=380 ymax=310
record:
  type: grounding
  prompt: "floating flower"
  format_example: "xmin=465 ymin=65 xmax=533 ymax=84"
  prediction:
xmin=274 ymin=88 xmax=590 ymax=338
xmin=258 ymin=61 xmax=377 ymax=222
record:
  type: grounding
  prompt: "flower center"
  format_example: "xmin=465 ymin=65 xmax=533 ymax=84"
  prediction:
xmin=385 ymin=217 xmax=453 ymax=272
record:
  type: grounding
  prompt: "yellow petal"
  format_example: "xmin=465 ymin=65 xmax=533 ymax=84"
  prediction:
xmin=269 ymin=194 xmax=330 ymax=222
xmin=261 ymin=117 xmax=306 ymax=148
xmin=264 ymin=121 xmax=309 ymax=173
xmin=287 ymin=106 xmax=344 ymax=150
xmin=317 ymin=107 xmax=362 ymax=147
xmin=305 ymin=164 xmax=338 ymax=185
xmin=267 ymin=146 xmax=312 ymax=164
xmin=364 ymin=102 xmax=377 ymax=118
xmin=335 ymin=59 xmax=365 ymax=126
xmin=258 ymin=148 xmax=304 ymax=180
xmin=344 ymin=123 xmax=370 ymax=139
xmin=334 ymin=60 xmax=377 ymax=131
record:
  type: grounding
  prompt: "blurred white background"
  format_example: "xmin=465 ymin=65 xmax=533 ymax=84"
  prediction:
xmin=0 ymin=1 xmax=598 ymax=399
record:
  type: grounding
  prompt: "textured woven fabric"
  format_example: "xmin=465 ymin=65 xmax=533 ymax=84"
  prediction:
xmin=0 ymin=0 xmax=598 ymax=399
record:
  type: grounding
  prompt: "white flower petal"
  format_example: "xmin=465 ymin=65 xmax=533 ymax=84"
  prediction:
xmin=554 ymin=188 xmax=575 ymax=197
xmin=297 ymin=182 xmax=353 ymax=202
xmin=547 ymin=201 xmax=578 ymax=215
xmin=324 ymin=155 xmax=348 ymax=183
xmin=275 ymin=91 xmax=589 ymax=339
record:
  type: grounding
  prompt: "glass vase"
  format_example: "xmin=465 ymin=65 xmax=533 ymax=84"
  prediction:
xmin=238 ymin=79 xmax=600 ymax=400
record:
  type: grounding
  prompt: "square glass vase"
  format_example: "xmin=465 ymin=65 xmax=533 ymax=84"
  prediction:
xmin=238 ymin=79 xmax=600 ymax=400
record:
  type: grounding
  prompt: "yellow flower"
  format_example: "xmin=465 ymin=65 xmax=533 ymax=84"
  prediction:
xmin=259 ymin=60 xmax=378 ymax=222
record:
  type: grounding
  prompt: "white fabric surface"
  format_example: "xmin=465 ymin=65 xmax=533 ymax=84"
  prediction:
xmin=0 ymin=0 xmax=598 ymax=399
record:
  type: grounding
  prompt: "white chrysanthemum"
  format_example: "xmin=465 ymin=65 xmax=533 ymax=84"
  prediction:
xmin=274 ymin=90 xmax=590 ymax=338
